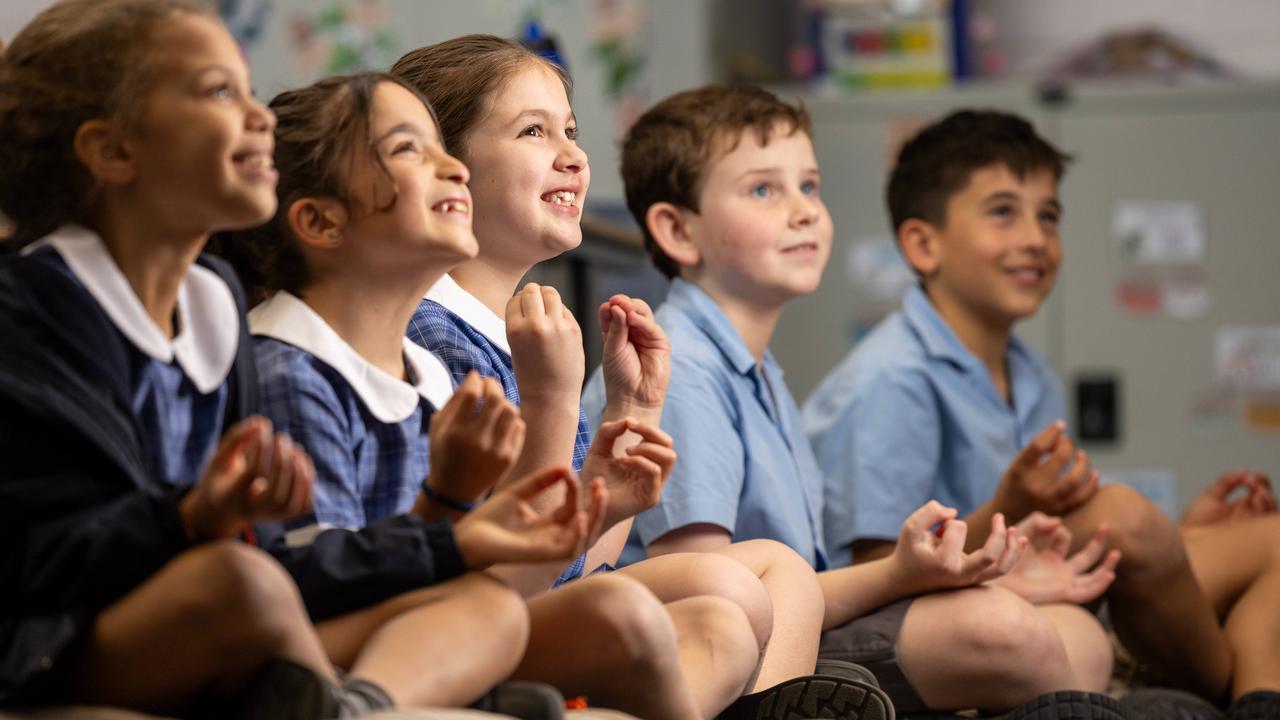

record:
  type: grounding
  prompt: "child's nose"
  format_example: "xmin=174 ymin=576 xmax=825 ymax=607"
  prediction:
xmin=555 ymin=140 xmax=588 ymax=174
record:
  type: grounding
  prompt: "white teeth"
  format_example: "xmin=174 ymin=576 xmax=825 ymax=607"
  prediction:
xmin=436 ymin=200 xmax=466 ymax=214
xmin=240 ymin=154 xmax=272 ymax=170
xmin=543 ymin=191 xmax=575 ymax=206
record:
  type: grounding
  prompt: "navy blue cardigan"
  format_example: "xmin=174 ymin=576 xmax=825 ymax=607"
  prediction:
xmin=0 ymin=249 xmax=465 ymax=704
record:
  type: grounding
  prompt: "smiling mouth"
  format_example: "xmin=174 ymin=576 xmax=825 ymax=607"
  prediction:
xmin=1006 ymin=267 xmax=1045 ymax=282
xmin=782 ymin=242 xmax=819 ymax=254
xmin=541 ymin=190 xmax=576 ymax=207
xmin=432 ymin=198 xmax=469 ymax=215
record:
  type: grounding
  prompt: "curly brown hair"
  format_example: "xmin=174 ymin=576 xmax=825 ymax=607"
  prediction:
xmin=211 ymin=73 xmax=438 ymax=304
xmin=0 ymin=0 xmax=213 ymax=249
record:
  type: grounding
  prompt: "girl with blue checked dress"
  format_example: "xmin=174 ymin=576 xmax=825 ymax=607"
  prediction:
xmin=215 ymin=72 xmax=625 ymax=715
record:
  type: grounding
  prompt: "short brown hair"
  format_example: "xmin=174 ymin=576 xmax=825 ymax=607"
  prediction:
xmin=621 ymin=85 xmax=811 ymax=279
xmin=886 ymin=109 xmax=1071 ymax=234
xmin=212 ymin=73 xmax=436 ymax=302
xmin=389 ymin=34 xmax=571 ymax=161
xmin=0 ymin=0 xmax=213 ymax=249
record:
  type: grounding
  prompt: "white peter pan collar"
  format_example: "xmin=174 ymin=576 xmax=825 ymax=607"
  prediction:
xmin=24 ymin=225 xmax=239 ymax=394
xmin=249 ymin=291 xmax=454 ymax=423
xmin=425 ymin=273 xmax=511 ymax=355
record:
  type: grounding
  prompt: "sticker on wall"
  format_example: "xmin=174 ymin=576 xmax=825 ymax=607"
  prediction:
xmin=1188 ymin=386 xmax=1241 ymax=437
xmin=1215 ymin=326 xmax=1280 ymax=390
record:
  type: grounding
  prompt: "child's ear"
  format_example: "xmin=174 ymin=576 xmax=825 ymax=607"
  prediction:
xmin=646 ymin=201 xmax=701 ymax=269
xmin=73 ymin=120 xmax=136 ymax=185
xmin=289 ymin=198 xmax=349 ymax=250
xmin=898 ymin=218 xmax=941 ymax=278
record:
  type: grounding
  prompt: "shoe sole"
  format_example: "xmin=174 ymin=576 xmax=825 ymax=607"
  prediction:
xmin=749 ymin=676 xmax=894 ymax=720
xmin=1004 ymin=691 xmax=1131 ymax=720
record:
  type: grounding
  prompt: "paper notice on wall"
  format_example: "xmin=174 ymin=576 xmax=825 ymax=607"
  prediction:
xmin=1112 ymin=200 xmax=1206 ymax=266
xmin=1215 ymin=326 xmax=1280 ymax=390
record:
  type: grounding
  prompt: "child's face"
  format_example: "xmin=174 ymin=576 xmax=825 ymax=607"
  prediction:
xmin=461 ymin=63 xmax=589 ymax=270
xmin=925 ymin=164 xmax=1062 ymax=327
xmin=125 ymin=13 xmax=277 ymax=234
xmin=685 ymin=125 xmax=832 ymax=308
xmin=342 ymin=81 xmax=476 ymax=272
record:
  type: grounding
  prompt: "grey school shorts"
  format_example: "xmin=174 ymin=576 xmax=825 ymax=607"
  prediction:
xmin=818 ymin=596 xmax=929 ymax=715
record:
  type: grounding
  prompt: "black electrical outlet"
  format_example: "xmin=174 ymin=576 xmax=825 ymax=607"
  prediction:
xmin=1075 ymin=375 xmax=1119 ymax=444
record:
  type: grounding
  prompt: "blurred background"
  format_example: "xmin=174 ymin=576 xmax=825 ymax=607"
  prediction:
xmin=5 ymin=0 xmax=1278 ymax=513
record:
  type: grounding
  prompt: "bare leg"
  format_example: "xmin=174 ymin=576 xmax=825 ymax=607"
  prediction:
xmin=1062 ymin=484 xmax=1231 ymax=700
xmin=898 ymin=586 xmax=1075 ymax=711
xmin=615 ymin=548 xmax=773 ymax=687
xmin=1036 ymin=604 xmax=1113 ymax=692
xmin=512 ymin=574 xmax=703 ymax=720
xmin=69 ymin=542 xmax=332 ymax=713
xmin=1184 ymin=515 xmax=1280 ymax=697
xmin=666 ymin=596 xmax=762 ymax=718
xmin=317 ymin=572 xmax=529 ymax=708
xmin=710 ymin=540 xmax=825 ymax=690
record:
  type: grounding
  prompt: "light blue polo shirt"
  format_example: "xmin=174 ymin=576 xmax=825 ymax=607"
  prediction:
xmin=803 ymin=285 xmax=1066 ymax=567
xmin=584 ymin=278 xmax=829 ymax=570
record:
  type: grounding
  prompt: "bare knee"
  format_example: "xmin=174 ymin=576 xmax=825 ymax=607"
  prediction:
xmin=672 ymin=596 xmax=760 ymax=687
xmin=946 ymin=589 xmax=1072 ymax=691
xmin=455 ymin=572 xmax=530 ymax=659
xmin=573 ymin=575 xmax=679 ymax=669
xmin=1078 ymin=484 xmax=1182 ymax=575
xmin=177 ymin=542 xmax=308 ymax=649
xmin=682 ymin=552 xmax=774 ymax=650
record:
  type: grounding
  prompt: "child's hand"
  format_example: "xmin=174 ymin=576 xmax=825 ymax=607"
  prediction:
xmin=580 ymin=417 xmax=675 ymax=535
xmin=1182 ymin=470 xmax=1276 ymax=528
xmin=452 ymin=465 xmax=608 ymax=569
xmin=506 ymin=283 xmax=584 ymax=408
xmin=422 ymin=372 xmax=525 ymax=508
xmin=994 ymin=421 xmax=1099 ymax=520
xmin=599 ymin=295 xmax=670 ymax=426
xmin=890 ymin=501 xmax=1026 ymax=594
xmin=994 ymin=512 xmax=1120 ymax=605
xmin=180 ymin=416 xmax=314 ymax=542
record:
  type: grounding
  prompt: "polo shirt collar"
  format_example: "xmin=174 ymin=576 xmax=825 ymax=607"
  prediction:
xmin=425 ymin=273 xmax=510 ymax=355
xmin=667 ymin=278 xmax=761 ymax=376
xmin=23 ymin=225 xmax=238 ymax=394
xmin=249 ymin=291 xmax=454 ymax=422
xmin=902 ymin=285 xmax=987 ymax=375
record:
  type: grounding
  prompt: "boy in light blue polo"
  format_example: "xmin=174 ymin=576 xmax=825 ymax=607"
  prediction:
xmin=585 ymin=86 xmax=1123 ymax=716
xmin=805 ymin=109 xmax=1280 ymax=715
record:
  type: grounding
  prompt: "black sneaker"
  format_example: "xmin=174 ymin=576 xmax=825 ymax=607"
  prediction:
xmin=1225 ymin=690 xmax=1280 ymax=720
xmin=222 ymin=660 xmax=396 ymax=720
xmin=815 ymin=660 xmax=881 ymax=689
xmin=716 ymin=673 xmax=895 ymax=720
xmin=998 ymin=691 xmax=1131 ymax=720
xmin=1121 ymin=687 xmax=1223 ymax=720
xmin=470 ymin=681 xmax=565 ymax=720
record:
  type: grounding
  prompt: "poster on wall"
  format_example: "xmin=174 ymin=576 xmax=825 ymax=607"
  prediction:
xmin=1111 ymin=200 xmax=1211 ymax=320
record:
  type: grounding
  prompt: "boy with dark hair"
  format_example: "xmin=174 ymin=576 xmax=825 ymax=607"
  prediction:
xmin=586 ymin=88 xmax=1128 ymax=718
xmin=805 ymin=108 xmax=1280 ymax=717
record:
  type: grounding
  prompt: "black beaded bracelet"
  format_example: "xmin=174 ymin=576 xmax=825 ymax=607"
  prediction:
xmin=421 ymin=482 xmax=477 ymax=512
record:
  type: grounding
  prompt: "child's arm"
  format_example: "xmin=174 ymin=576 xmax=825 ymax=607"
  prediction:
xmin=596 ymin=295 xmax=669 ymax=427
xmin=963 ymin=421 xmax=1098 ymax=550
xmin=819 ymin=502 xmax=1025 ymax=629
xmin=577 ymin=416 xmax=676 ymax=565
xmin=992 ymin=512 xmax=1119 ymax=605
xmin=504 ymin=283 xmax=584 ymax=487
xmin=414 ymin=373 xmax=524 ymax=522
xmin=1182 ymin=470 xmax=1275 ymax=528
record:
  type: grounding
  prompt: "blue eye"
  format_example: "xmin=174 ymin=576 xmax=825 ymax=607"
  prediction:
xmin=209 ymin=83 xmax=234 ymax=100
xmin=801 ymin=180 xmax=819 ymax=196
xmin=750 ymin=183 xmax=771 ymax=198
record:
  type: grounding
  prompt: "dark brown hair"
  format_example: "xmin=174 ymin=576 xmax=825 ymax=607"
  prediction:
xmin=886 ymin=109 xmax=1071 ymax=234
xmin=389 ymin=33 xmax=571 ymax=161
xmin=0 ymin=0 xmax=213 ymax=249
xmin=213 ymin=72 xmax=437 ymax=302
xmin=621 ymin=84 xmax=811 ymax=279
